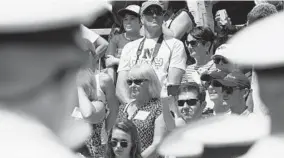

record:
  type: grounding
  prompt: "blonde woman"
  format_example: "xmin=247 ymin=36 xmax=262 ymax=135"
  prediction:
xmin=116 ymin=64 xmax=164 ymax=158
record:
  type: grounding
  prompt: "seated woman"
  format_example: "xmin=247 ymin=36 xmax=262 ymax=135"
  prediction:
xmin=105 ymin=119 xmax=142 ymax=158
xmin=105 ymin=4 xmax=142 ymax=83
xmin=74 ymin=68 xmax=119 ymax=158
xmin=116 ymin=63 xmax=163 ymax=158
xmin=182 ymin=26 xmax=216 ymax=83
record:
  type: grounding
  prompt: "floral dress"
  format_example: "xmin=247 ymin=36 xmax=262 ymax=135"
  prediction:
xmin=117 ymin=98 xmax=162 ymax=151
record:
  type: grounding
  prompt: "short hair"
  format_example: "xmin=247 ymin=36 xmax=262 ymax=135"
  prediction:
xmin=105 ymin=119 xmax=142 ymax=158
xmin=247 ymin=3 xmax=278 ymax=25
xmin=178 ymin=82 xmax=206 ymax=102
xmin=189 ymin=26 xmax=215 ymax=53
xmin=189 ymin=26 xmax=215 ymax=43
xmin=128 ymin=64 xmax=162 ymax=99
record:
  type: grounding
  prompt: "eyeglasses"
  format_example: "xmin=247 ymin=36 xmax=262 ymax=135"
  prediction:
xmin=214 ymin=57 xmax=229 ymax=64
xmin=177 ymin=99 xmax=199 ymax=107
xmin=143 ymin=8 xmax=163 ymax=16
xmin=185 ymin=40 xmax=199 ymax=47
xmin=110 ymin=140 xmax=128 ymax=148
xmin=126 ymin=79 xmax=148 ymax=86
xmin=206 ymin=80 xmax=223 ymax=88
xmin=223 ymin=86 xmax=244 ymax=95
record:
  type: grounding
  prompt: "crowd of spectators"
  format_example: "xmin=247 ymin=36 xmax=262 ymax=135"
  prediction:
xmin=1 ymin=0 xmax=284 ymax=158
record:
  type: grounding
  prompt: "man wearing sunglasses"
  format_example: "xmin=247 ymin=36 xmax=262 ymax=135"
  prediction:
xmin=175 ymin=82 xmax=206 ymax=125
xmin=162 ymin=82 xmax=206 ymax=131
xmin=212 ymin=44 xmax=237 ymax=73
xmin=116 ymin=1 xmax=186 ymax=105
xmin=216 ymin=71 xmax=252 ymax=116
xmin=200 ymin=70 xmax=231 ymax=115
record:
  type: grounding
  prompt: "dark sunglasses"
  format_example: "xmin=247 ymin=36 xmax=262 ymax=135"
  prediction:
xmin=126 ymin=79 xmax=148 ymax=86
xmin=214 ymin=57 xmax=229 ymax=64
xmin=110 ymin=140 xmax=128 ymax=148
xmin=205 ymin=80 xmax=223 ymax=88
xmin=143 ymin=8 xmax=163 ymax=16
xmin=177 ymin=99 xmax=199 ymax=107
xmin=185 ymin=40 xmax=199 ymax=47
xmin=223 ymin=86 xmax=244 ymax=95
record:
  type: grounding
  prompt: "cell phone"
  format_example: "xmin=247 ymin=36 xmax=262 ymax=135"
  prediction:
xmin=216 ymin=9 xmax=228 ymax=26
xmin=167 ymin=84 xmax=180 ymax=96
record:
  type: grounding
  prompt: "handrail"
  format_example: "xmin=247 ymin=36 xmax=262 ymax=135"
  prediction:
xmin=91 ymin=28 xmax=112 ymax=36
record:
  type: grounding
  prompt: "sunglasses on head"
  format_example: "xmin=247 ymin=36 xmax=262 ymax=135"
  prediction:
xmin=214 ymin=57 xmax=229 ymax=64
xmin=110 ymin=140 xmax=128 ymax=148
xmin=126 ymin=79 xmax=148 ymax=86
xmin=143 ymin=8 xmax=163 ymax=16
xmin=177 ymin=99 xmax=199 ymax=107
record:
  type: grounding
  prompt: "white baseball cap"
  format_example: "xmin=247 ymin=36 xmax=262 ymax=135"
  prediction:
xmin=117 ymin=4 xmax=140 ymax=17
xmin=212 ymin=44 xmax=230 ymax=60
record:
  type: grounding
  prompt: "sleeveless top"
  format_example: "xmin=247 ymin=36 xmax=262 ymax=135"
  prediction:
xmin=117 ymin=98 xmax=162 ymax=151
xmin=85 ymin=74 xmax=108 ymax=158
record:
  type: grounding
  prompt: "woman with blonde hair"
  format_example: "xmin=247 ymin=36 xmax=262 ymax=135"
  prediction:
xmin=116 ymin=63 xmax=164 ymax=158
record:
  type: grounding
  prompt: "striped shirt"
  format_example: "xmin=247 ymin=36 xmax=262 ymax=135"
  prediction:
xmin=182 ymin=60 xmax=216 ymax=84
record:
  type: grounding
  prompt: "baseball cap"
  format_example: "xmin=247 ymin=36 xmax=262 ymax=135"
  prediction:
xmin=216 ymin=71 xmax=250 ymax=88
xmin=158 ymin=114 xmax=270 ymax=157
xmin=212 ymin=44 xmax=230 ymax=60
xmin=200 ymin=70 xmax=228 ymax=82
xmin=140 ymin=1 xmax=163 ymax=15
xmin=223 ymin=11 xmax=284 ymax=69
xmin=118 ymin=5 xmax=140 ymax=17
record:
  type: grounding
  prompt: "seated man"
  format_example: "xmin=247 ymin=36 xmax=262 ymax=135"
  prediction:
xmin=216 ymin=71 xmax=252 ymax=116
xmin=200 ymin=70 xmax=230 ymax=115
xmin=161 ymin=82 xmax=206 ymax=131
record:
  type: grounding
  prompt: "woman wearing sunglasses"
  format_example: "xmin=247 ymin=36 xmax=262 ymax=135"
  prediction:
xmin=182 ymin=26 xmax=216 ymax=84
xmin=116 ymin=63 xmax=163 ymax=158
xmin=105 ymin=119 xmax=142 ymax=158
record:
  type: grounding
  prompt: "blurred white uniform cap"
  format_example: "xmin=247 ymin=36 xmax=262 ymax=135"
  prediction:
xmin=0 ymin=0 xmax=111 ymax=33
xmin=223 ymin=11 xmax=284 ymax=69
